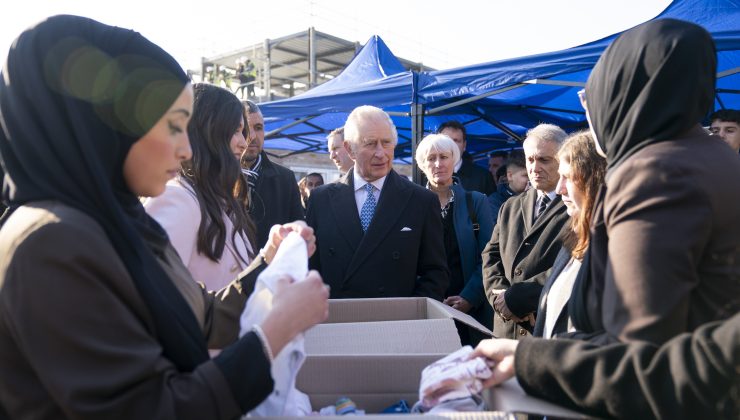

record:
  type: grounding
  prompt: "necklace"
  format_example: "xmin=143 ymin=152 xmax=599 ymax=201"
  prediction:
xmin=426 ymin=181 xmax=454 ymax=212
xmin=440 ymin=188 xmax=455 ymax=219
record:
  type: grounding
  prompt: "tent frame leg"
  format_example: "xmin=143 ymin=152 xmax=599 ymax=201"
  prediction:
xmin=410 ymin=103 xmax=425 ymax=185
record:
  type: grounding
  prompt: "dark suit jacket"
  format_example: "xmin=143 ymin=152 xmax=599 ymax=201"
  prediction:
xmin=516 ymin=312 xmax=740 ymax=419
xmin=306 ymin=170 xmax=449 ymax=300
xmin=532 ymin=248 xmax=573 ymax=338
xmin=456 ymin=153 xmax=495 ymax=195
xmin=0 ymin=202 xmax=270 ymax=419
xmin=250 ymin=152 xmax=304 ymax=248
xmin=568 ymin=128 xmax=740 ymax=345
xmin=482 ymin=188 xmax=570 ymax=339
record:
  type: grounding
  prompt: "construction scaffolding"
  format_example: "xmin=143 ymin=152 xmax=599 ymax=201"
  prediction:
xmin=200 ymin=27 xmax=430 ymax=102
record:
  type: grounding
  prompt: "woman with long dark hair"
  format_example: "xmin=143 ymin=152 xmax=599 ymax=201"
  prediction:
xmin=145 ymin=83 xmax=257 ymax=291
xmin=0 ymin=15 xmax=328 ymax=419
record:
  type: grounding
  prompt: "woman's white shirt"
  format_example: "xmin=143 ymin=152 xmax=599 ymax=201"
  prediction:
xmin=544 ymin=257 xmax=582 ymax=339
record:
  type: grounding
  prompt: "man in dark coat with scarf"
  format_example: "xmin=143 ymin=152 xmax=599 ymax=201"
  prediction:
xmin=240 ymin=100 xmax=304 ymax=248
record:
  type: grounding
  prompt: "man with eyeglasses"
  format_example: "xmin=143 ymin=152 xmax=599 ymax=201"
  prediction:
xmin=240 ymin=100 xmax=304 ymax=249
xmin=306 ymin=105 xmax=449 ymax=300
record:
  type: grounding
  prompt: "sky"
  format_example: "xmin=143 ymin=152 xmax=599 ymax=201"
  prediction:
xmin=1 ymin=0 xmax=673 ymax=73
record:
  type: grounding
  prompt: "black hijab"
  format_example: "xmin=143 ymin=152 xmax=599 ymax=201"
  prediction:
xmin=0 ymin=15 xmax=208 ymax=370
xmin=585 ymin=18 xmax=716 ymax=171
xmin=568 ymin=19 xmax=718 ymax=342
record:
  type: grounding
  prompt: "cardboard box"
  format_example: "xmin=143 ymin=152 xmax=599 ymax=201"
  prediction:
xmin=297 ymin=297 xmax=493 ymax=413
xmin=291 ymin=298 xmax=588 ymax=419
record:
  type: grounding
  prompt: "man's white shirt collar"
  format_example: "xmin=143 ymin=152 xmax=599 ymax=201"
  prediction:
xmin=538 ymin=189 xmax=557 ymax=202
xmin=353 ymin=167 xmax=387 ymax=192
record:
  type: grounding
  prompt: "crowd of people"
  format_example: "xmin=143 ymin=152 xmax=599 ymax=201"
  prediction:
xmin=0 ymin=14 xmax=738 ymax=420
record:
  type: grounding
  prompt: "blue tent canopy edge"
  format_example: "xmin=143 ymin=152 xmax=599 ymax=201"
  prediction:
xmin=258 ymin=0 xmax=739 ymax=173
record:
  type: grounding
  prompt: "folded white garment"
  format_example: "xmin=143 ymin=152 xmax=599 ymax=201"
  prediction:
xmin=418 ymin=346 xmax=493 ymax=410
xmin=239 ymin=232 xmax=312 ymax=417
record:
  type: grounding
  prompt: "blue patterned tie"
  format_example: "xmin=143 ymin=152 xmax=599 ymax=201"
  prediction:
xmin=360 ymin=183 xmax=377 ymax=232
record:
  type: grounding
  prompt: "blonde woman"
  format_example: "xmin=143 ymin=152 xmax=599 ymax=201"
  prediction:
xmin=415 ymin=133 xmax=494 ymax=344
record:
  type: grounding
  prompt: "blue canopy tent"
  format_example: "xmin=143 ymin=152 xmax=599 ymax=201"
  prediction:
xmin=259 ymin=34 xmax=526 ymax=164
xmin=417 ymin=0 xmax=740 ymax=163
xmin=258 ymin=36 xmax=418 ymax=160
xmin=258 ymin=0 xmax=740 ymax=180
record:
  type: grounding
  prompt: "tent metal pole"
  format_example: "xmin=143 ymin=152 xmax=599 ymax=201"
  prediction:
xmin=426 ymin=77 xmax=588 ymax=116
xmin=472 ymin=112 xmax=523 ymax=142
xmin=265 ymin=115 xmax=319 ymax=138
xmin=523 ymin=79 xmax=585 ymax=87
xmin=278 ymin=146 xmax=322 ymax=158
xmin=717 ymin=66 xmax=740 ymax=79
xmin=426 ymin=83 xmax=527 ymax=115
xmin=519 ymin=104 xmax=586 ymax=115
xmin=410 ymin=102 xmax=425 ymax=185
xmin=302 ymin=120 xmax=327 ymax=132
xmin=387 ymin=111 xmax=410 ymax=117
xmin=308 ymin=27 xmax=317 ymax=88
xmin=263 ymin=39 xmax=272 ymax=101
xmin=716 ymin=94 xmax=727 ymax=110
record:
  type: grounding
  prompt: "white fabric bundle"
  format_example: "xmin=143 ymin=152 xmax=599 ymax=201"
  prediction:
xmin=239 ymin=232 xmax=312 ymax=416
xmin=418 ymin=346 xmax=493 ymax=410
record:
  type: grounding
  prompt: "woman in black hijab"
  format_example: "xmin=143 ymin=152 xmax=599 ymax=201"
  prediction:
xmin=0 ymin=15 xmax=328 ymax=419
xmin=566 ymin=18 xmax=740 ymax=345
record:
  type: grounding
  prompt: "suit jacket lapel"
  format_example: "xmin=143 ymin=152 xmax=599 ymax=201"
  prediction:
xmin=330 ymin=172 xmax=363 ymax=253
xmin=516 ymin=191 xmax=562 ymax=257
xmin=344 ymin=170 xmax=411 ymax=280
xmin=532 ymin=194 xmax=564 ymax=230
xmin=521 ymin=188 xmax=537 ymax=233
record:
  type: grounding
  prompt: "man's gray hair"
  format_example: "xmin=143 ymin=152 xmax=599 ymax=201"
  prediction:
xmin=525 ymin=123 xmax=567 ymax=149
xmin=327 ymin=127 xmax=344 ymax=141
xmin=344 ymin=105 xmax=398 ymax=149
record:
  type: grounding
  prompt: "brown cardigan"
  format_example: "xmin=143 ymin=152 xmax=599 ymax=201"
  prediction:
xmin=0 ymin=201 xmax=270 ymax=419
xmin=516 ymin=313 xmax=739 ymax=419
xmin=571 ymin=128 xmax=740 ymax=344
